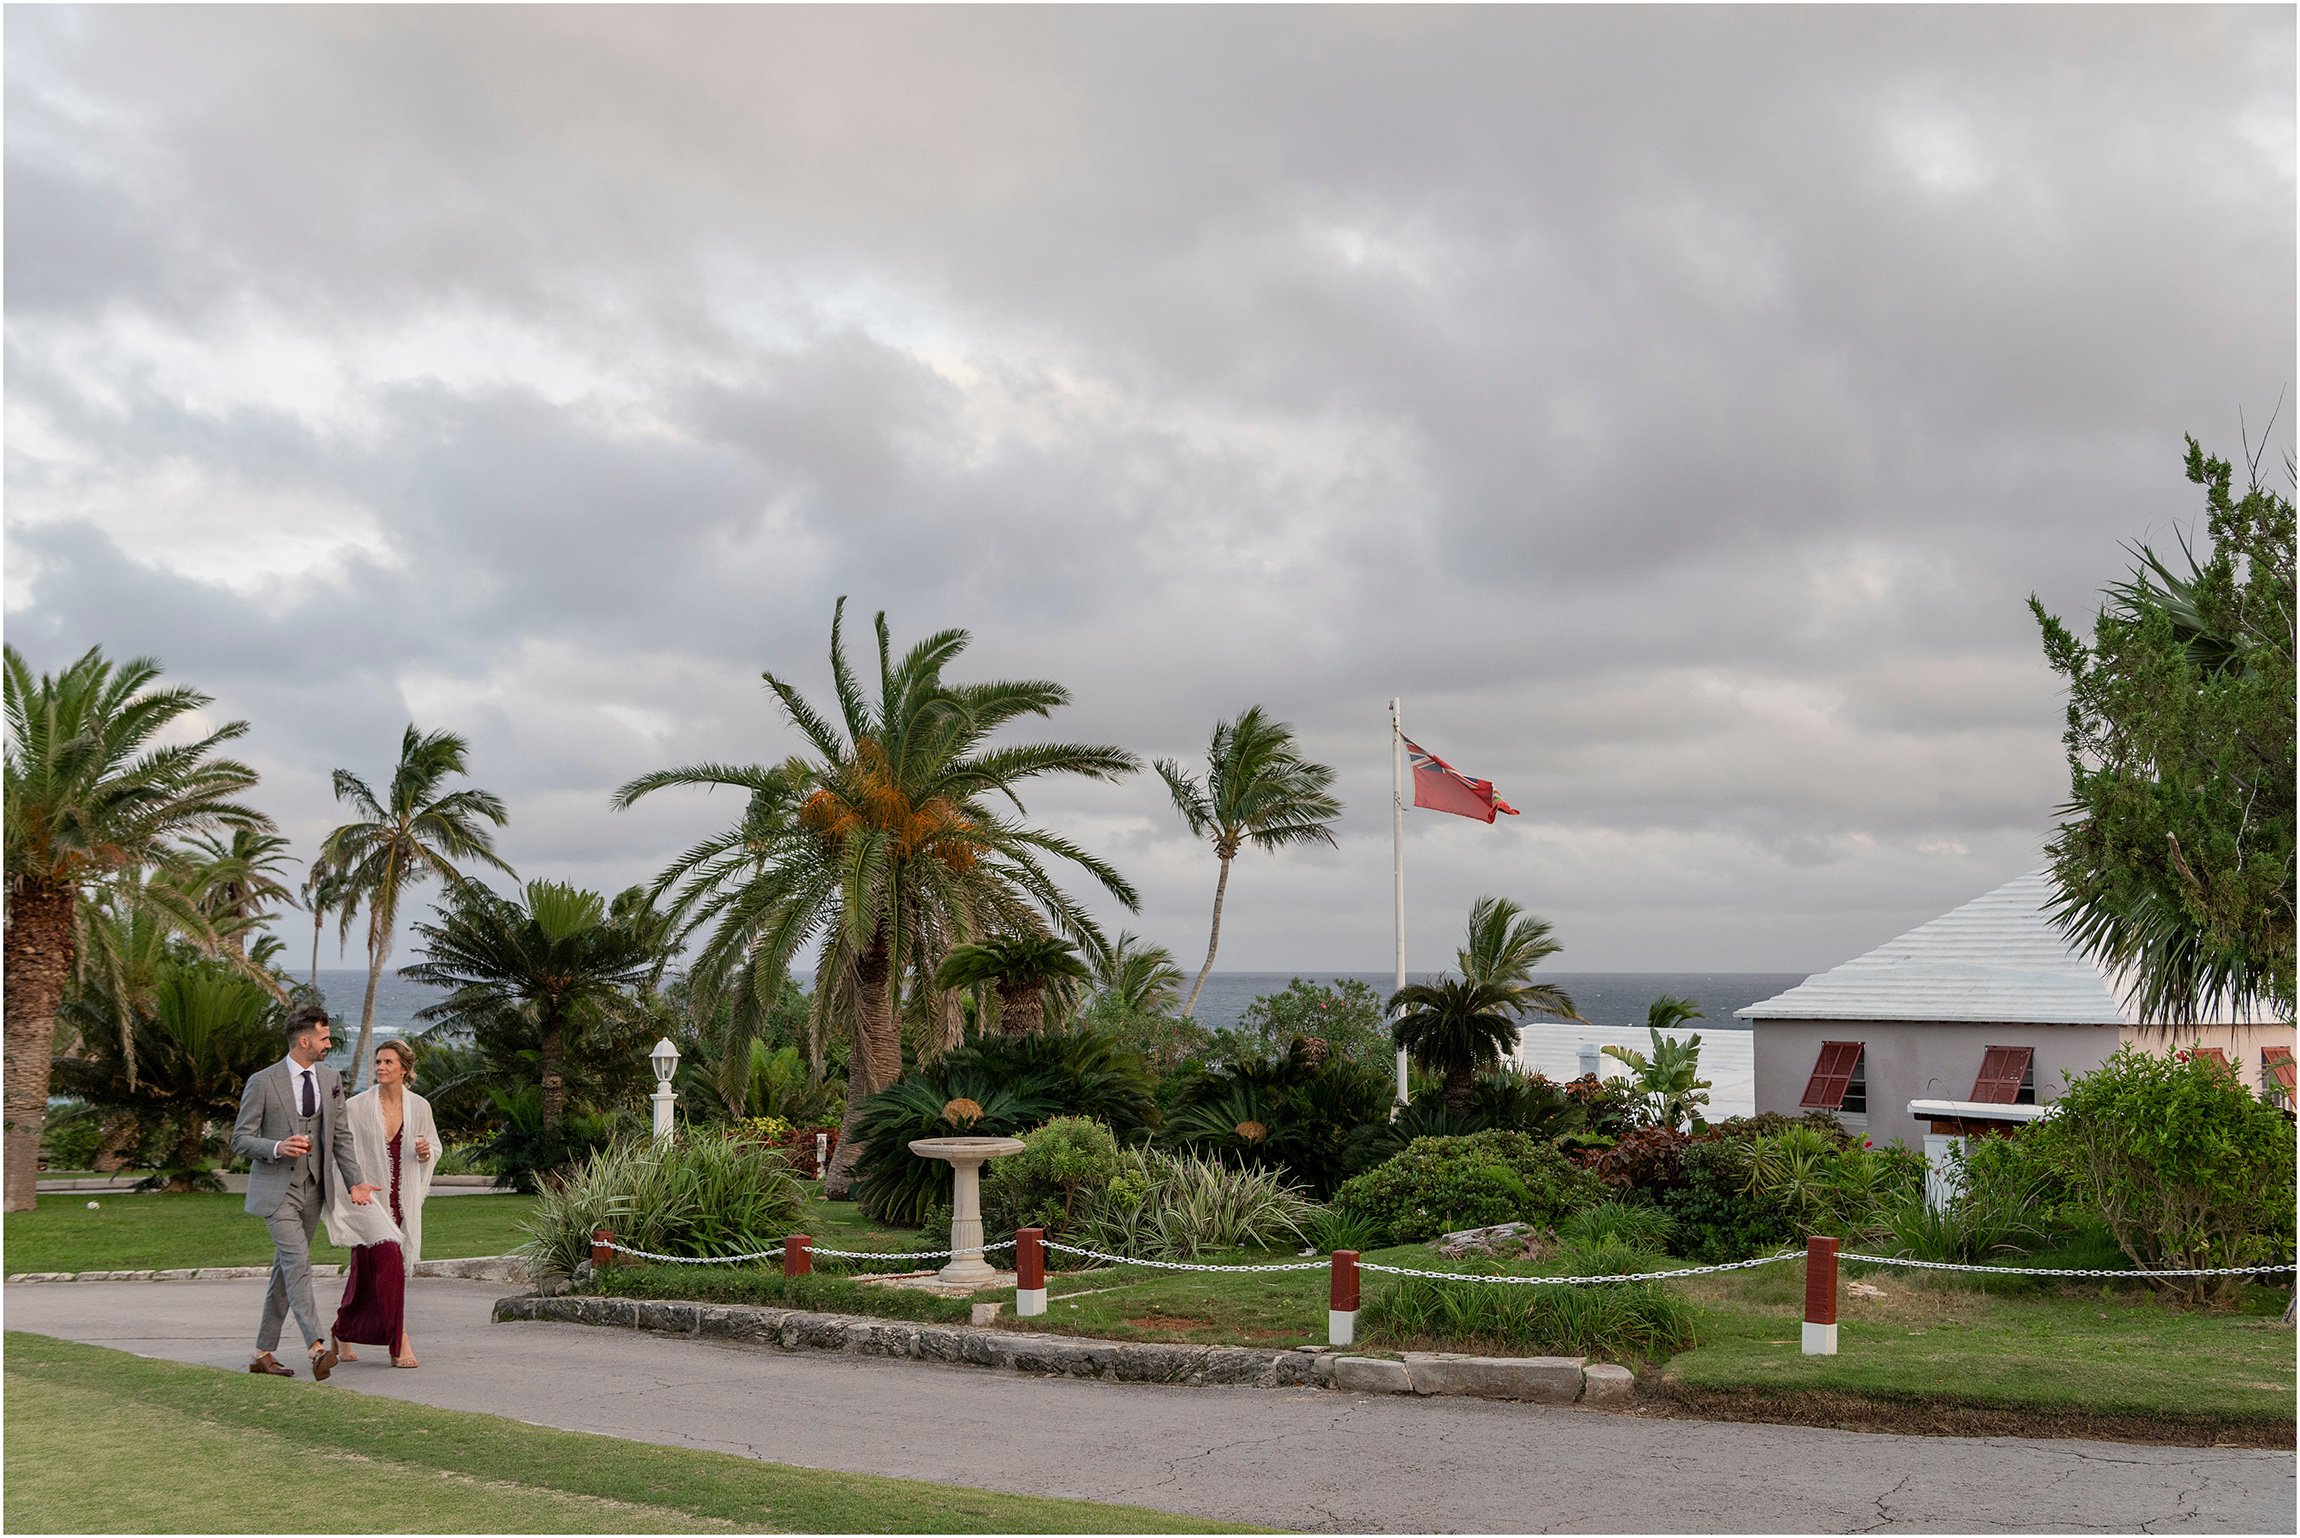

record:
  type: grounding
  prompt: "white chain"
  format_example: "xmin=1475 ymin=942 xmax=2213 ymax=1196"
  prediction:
xmin=600 ymin=1238 xmax=1017 ymax=1266
xmin=807 ymin=1239 xmax=1017 ymax=1263
xmin=1357 ymin=1251 xmax=1803 ymax=1286
xmin=1841 ymin=1252 xmax=2297 ymax=1279
xmin=1040 ymin=1240 xmax=1330 ymax=1273
xmin=599 ymin=1241 xmax=786 ymax=1265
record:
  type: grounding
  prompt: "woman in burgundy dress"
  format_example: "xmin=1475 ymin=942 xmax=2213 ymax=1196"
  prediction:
xmin=326 ymin=1040 xmax=437 ymax=1367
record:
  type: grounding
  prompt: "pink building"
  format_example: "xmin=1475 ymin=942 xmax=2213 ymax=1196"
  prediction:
xmin=1739 ymin=870 xmax=2293 ymax=1153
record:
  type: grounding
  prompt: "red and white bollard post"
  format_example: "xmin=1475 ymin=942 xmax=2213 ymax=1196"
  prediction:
xmin=1802 ymin=1234 xmax=1838 ymax=1355
xmin=592 ymin=1228 xmax=615 ymax=1269
xmin=1329 ymin=1250 xmax=1360 ymax=1348
xmin=1015 ymin=1227 xmax=1047 ymax=1317
xmin=785 ymin=1233 xmax=812 ymax=1278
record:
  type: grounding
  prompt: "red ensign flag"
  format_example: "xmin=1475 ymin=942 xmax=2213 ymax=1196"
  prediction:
xmin=1403 ymin=738 xmax=1519 ymax=823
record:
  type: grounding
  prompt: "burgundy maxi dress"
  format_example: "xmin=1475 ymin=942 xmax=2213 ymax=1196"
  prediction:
xmin=330 ymin=1128 xmax=406 ymax=1351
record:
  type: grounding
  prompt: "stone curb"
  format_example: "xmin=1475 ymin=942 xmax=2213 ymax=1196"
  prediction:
xmin=493 ymin=1293 xmax=1337 ymax=1390
xmin=7 ymin=1254 xmax=529 ymax=1286
xmin=492 ymin=1294 xmax=1643 ymax=1407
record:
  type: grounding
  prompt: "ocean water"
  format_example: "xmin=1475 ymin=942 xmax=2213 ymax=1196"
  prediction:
xmin=306 ymin=966 xmax=1796 ymax=1116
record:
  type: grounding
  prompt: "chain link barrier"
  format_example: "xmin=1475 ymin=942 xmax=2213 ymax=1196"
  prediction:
xmin=1358 ymin=1250 xmax=1803 ymax=1287
xmin=599 ymin=1238 xmax=1017 ymax=1267
xmin=1041 ymin=1240 xmax=1330 ymax=1274
xmin=1839 ymin=1252 xmax=2297 ymax=1280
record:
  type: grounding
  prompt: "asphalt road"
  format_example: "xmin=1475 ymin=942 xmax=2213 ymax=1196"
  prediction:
xmin=8 ymin=1278 xmax=2293 ymax=1533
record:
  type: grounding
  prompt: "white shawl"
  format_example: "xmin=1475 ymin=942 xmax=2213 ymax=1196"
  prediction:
xmin=321 ymin=1087 xmax=438 ymax=1277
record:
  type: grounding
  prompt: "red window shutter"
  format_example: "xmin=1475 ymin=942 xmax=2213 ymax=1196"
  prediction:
xmin=2265 ymin=1046 xmax=2296 ymax=1094
xmin=2190 ymin=1046 xmax=2231 ymax=1073
xmin=1970 ymin=1046 xmax=2033 ymax=1104
xmin=1800 ymin=1042 xmax=1863 ymax=1109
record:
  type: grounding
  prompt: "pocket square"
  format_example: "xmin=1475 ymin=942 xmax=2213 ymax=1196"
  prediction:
xmin=331 ymin=1085 xmax=341 ymax=1098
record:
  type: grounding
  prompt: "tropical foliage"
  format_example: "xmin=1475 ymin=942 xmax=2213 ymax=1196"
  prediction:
xmin=1455 ymin=896 xmax=1580 ymax=1023
xmin=933 ymin=932 xmax=1091 ymax=1037
xmin=3 ymin=644 xmax=268 ymax=1210
xmin=1161 ymin=1038 xmax=1394 ymax=1198
xmin=1389 ymin=977 xmax=1522 ymax=1117
xmin=981 ymin=1115 xmax=1125 ymax=1240
xmin=613 ymin=601 xmax=1139 ymax=1193
xmin=1600 ymin=1001 xmax=1713 ymax=1131
xmin=848 ymin=1029 xmax=1159 ymax=1224
xmin=1082 ymin=1147 xmax=1317 ymax=1260
xmin=521 ymin=1131 xmax=809 ymax=1280
xmin=1156 ymin=706 xmax=1341 ymax=1017
xmin=321 ymin=724 xmax=512 ymax=1089
xmin=2030 ymin=437 xmax=2296 ymax=1025
xmin=1227 ymin=977 xmax=1391 ymax=1068
xmin=1330 ymin=1130 xmax=1605 ymax=1247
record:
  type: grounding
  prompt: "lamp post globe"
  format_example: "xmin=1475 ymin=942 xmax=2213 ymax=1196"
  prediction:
xmin=649 ymin=1037 xmax=681 ymax=1141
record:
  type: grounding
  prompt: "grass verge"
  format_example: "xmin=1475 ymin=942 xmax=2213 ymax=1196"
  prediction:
xmin=4 ymin=1332 xmax=1260 ymax=1534
xmin=4 ymin=1190 xmax=536 ymax=1273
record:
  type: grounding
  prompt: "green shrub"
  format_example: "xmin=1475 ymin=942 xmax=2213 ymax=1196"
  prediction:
xmin=1080 ymin=1148 xmax=1316 ymax=1260
xmin=1364 ymin=1238 xmax=1699 ymax=1362
xmin=1883 ymin=1131 xmax=2060 ymax=1264
xmin=982 ymin=1116 xmax=1123 ymax=1240
xmin=1304 ymin=1204 xmax=1387 ymax=1255
xmin=851 ymin=1029 xmax=1158 ymax=1225
xmin=2030 ymin=1045 xmax=2298 ymax=1301
xmin=1163 ymin=1041 xmax=1393 ymax=1198
xmin=1658 ymin=1138 xmax=1796 ymax=1262
xmin=1230 ymin=978 xmax=1395 ymax=1068
xmin=1331 ymin=1130 xmax=1604 ymax=1247
xmin=520 ymin=1131 xmax=809 ymax=1280
xmin=1737 ymin=1126 xmax=1924 ymax=1240
xmin=1344 ymin=1072 xmax=1590 ymax=1171
xmin=1559 ymin=1200 xmax=1677 ymax=1253
xmin=38 ymin=1102 xmax=107 ymax=1171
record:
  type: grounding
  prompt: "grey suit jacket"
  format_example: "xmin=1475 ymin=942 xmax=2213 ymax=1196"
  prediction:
xmin=231 ymin=1060 xmax=361 ymax=1218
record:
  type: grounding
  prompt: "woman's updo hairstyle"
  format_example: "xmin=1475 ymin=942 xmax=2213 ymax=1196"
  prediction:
xmin=374 ymin=1039 xmax=417 ymax=1086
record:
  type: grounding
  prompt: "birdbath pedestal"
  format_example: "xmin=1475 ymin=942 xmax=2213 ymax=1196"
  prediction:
xmin=907 ymin=1135 xmax=1027 ymax=1287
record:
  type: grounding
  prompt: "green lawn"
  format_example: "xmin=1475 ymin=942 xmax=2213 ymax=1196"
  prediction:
xmin=4 ymin=1191 xmax=537 ymax=1274
xmin=4 ymin=1333 xmax=1260 ymax=1534
xmin=597 ymin=1199 xmax=2296 ymax=1433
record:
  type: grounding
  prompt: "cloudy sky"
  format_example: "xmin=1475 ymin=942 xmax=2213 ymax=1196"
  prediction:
xmin=6 ymin=6 xmax=2293 ymax=976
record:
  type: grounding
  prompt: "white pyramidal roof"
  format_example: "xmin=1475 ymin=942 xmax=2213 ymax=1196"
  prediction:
xmin=1737 ymin=870 xmax=2254 ymax=1027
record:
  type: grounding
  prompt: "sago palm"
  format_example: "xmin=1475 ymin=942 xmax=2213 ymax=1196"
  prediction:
xmin=1456 ymin=895 xmax=1582 ymax=1022
xmin=614 ymin=599 xmax=1140 ymax=1193
xmin=320 ymin=725 xmax=512 ymax=1090
xmin=2 ymin=644 xmax=268 ymax=1211
xmin=403 ymin=880 xmax=667 ymax=1131
xmin=934 ymin=931 xmax=1092 ymax=1036
xmin=1389 ymin=976 xmax=1521 ymax=1117
xmin=1156 ymin=706 xmax=1341 ymax=1018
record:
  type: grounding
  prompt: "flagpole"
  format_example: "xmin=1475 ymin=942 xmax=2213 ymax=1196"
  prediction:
xmin=1391 ymin=697 xmax=1409 ymax=1108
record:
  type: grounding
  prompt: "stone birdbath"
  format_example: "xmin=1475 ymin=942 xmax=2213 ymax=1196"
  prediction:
xmin=907 ymin=1135 xmax=1026 ymax=1287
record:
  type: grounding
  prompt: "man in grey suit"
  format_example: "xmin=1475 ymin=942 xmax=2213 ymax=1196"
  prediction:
xmin=232 ymin=1005 xmax=377 ymax=1378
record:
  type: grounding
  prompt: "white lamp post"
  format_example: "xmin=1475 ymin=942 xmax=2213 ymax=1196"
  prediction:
xmin=649 ymin=1037 xmax=681 ymax=1142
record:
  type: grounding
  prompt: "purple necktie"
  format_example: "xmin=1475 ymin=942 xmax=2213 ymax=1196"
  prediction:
xmin=299 ymin=1070 xmax=315 ymax=1118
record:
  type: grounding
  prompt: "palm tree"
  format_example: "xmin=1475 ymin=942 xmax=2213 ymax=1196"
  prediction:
xmin=1389 ymin=976 xmax=1520 ymax=1117
xmin=2 ymin=644 xmax=268 ymax=1211
xmin=402 ymin=880 xmax=667 ymax=1132
xmin=1157 ymin=707 xmax=1342 ymax=1018
xmin=613 ymin=599 xmax=1140 ymax=1194
xmin=934 ymin=932 xmax=1092 ymax=1036
xmin=1093 ymin=930 xmax=1185 ymax=1017
xmin=320 ymin=725 xmax=512 ymax=1091
xmin=301 ymin=855 xmax=358 ymax=988
xmin=1456 ymin=896 xmax=1582 ymax=1023
xmin=184 ymin=828 xmax=299 ymax=959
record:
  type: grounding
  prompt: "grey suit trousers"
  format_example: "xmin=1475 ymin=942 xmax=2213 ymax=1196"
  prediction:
xmin=257 ymin=1172 xmax=326 ymax=1353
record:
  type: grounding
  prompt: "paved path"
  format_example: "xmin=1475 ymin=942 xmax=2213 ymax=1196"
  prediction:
xmin=9 ymin=1279 xmax=2292 ymax=1533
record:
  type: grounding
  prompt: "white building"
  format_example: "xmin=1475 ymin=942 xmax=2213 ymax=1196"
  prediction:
xmin=1738 ymin=870 xmax=2294 ymax=1153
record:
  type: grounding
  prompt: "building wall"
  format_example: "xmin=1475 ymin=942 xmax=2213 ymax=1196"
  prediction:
xmin=1752 ymin=1019 xmax=2126 ymax=1151
xmin=2118 ymin=1023 xmax=2298 ymax=1103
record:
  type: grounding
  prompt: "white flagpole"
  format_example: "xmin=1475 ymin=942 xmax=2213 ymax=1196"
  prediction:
xmin=1392 ymin=698 xmax=1409 ymax=1107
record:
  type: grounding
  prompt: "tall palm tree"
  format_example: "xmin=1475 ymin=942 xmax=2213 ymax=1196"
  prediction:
xmin=301 ymin=855 xmax=358 ymax=988
xmin=1093 ymin=930 xmax=1185 ymax=1017
xmin=1456 ymin=895 xmax=1582 ymax=1023
xmin=1389 ymin=976 xmax=1520 ymax=1117
xmin=403 ymin=879 xmax=666 ymax=1132
xmin=934 ymin=932 xmax=1092 ymax=1036
xmin=320 ymin=725 xmax=512 ymax=1091
xmin=183 ymin=828 xmax=299 ymax=959
xmin=2 ymin=644 xmax=268 ymax=1211
xmin=614 ymin=599 xmax=1140 ymax=1194
xmin=1157 ymin=707 xmax=1342 ymax=1018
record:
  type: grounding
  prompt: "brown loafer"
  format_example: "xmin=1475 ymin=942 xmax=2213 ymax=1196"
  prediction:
xmin=248 ymin=1353 xmax=293 ymax=1377
xmin=309 ymin=1346 xmax=338 ymax=1381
